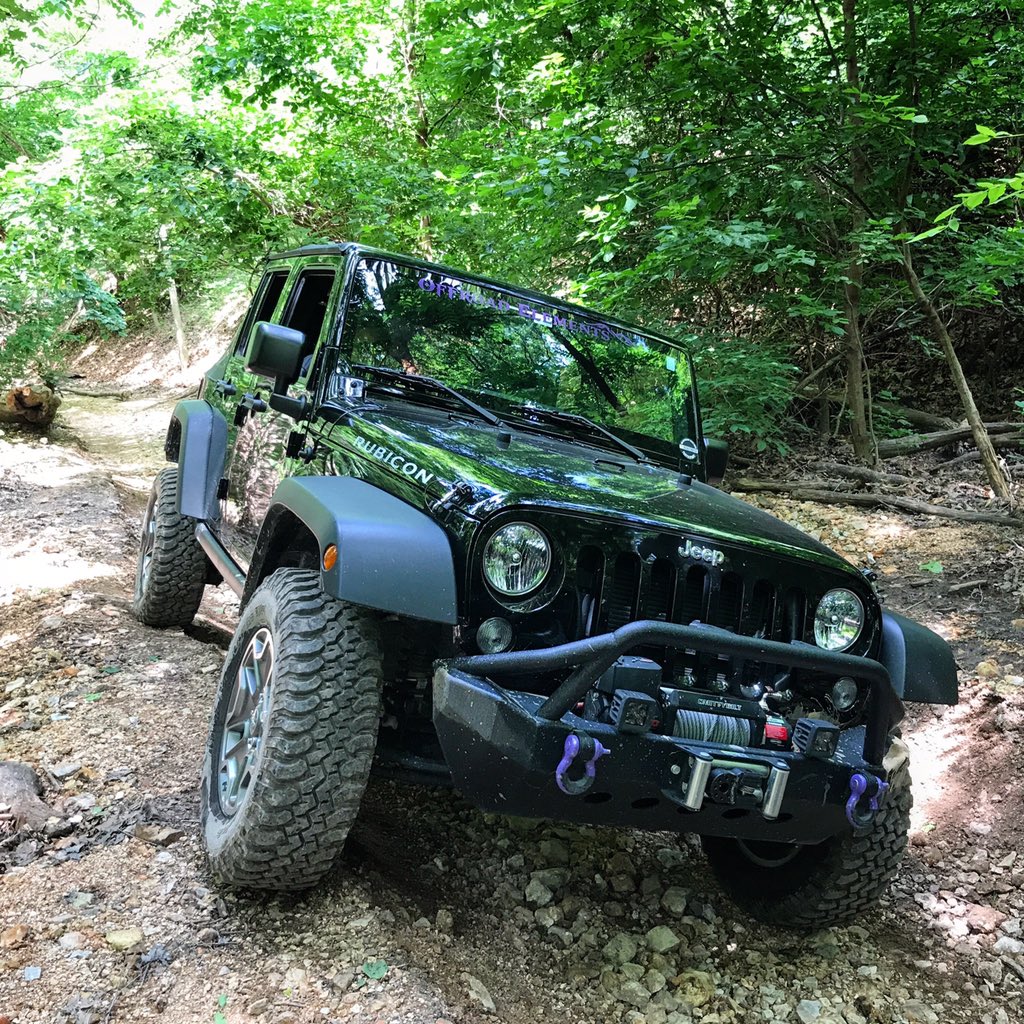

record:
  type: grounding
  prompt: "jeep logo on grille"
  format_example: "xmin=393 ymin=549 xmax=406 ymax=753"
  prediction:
xmin=679 ymin=538 xmax=725 ymax=567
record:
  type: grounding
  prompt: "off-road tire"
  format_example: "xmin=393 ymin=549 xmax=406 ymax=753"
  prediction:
xmin=131 ymin=468 xmax=207 ymax=628
xmin=201 ymin=569 xmax=382 ymax=890
xmin=701 ymin=751 xmax=912 ymax=928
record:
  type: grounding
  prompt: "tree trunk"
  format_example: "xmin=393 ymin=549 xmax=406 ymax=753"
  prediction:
xmin=899 ymin=245 xmax=1013 ymax=500
xmin=167 ymin=278 xmax=187 ymax=371
xmin=842 ymin=0 xmax=874 ymax=464
xmin=401 ymin=0 xmax=433 ymax=257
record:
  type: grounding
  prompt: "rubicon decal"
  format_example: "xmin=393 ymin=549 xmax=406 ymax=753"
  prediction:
xmin=352 ymin=435 xmax=434 ymax=485
xmin=680 ymin=538 xmax=726 ymax=567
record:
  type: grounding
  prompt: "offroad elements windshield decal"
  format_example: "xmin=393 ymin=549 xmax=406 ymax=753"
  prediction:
xmin=352 ymin=435 xmax=434 ymax=485
xmin=680 ymin=538 xmax=726 ymax=567
xmin=416 ymin=275 xmax=644 ymax=346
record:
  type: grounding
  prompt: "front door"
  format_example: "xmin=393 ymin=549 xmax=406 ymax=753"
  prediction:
xmin=218 ymin=259 xmax=344 ymax=565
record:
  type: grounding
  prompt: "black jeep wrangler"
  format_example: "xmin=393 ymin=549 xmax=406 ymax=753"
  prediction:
xmin=132 ymin=243 xmax=957 ymax=927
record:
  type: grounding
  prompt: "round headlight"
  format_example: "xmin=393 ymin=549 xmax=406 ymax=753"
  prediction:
xmin=483 ymin=523 xmax=551 ymax=596
xmin=814 ymin=589 xmax=865 ymax=651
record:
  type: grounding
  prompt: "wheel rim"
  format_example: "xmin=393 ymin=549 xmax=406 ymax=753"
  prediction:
xmin=135 ymin=492 xmax=157 ymax=599
xmin=735 ymin=838 xmax=803 ymax=869
xmin=217 ymin=627 xmax=274 ymax=817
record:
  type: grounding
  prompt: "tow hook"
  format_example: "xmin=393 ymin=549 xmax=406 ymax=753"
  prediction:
xmin=555 ymin=732 xmax=611 ymax=796
xmin=846 ymin=771 xmax=889 ymax=828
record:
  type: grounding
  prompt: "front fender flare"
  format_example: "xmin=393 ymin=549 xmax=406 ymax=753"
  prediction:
xmin=879 ymin=610 xmax=958 ymax=705
xmin=246 ymin=476 xmax=457 ymax=624
xmin=164 ymin=400 xmax=227 ymax=521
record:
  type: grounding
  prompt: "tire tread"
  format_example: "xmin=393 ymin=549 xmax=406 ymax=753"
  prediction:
xmin=131 ymin=468 xmax=207 ymax=628
xmin=203 ymin=569 xmax=382 ymax=890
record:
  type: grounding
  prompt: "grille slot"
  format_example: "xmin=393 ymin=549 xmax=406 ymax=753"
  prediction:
xmin=576 ymin=546 xmax=605 ymax=637
xmin=678 ymin=565 xmax=710 ymax=625
xmin=641 ymin=558 xmax=675 ymax=622
xmin=746 ymin=579 xmax=777 ymax=637
xmin=716 ymin=571 xmax=744 ymax=632
xmin=605 ymin=553 xmax=641 ymax=629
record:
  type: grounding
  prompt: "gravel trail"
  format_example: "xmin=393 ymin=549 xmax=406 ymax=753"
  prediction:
xmin=0 ymin=396 xmax=1021 ymax=1024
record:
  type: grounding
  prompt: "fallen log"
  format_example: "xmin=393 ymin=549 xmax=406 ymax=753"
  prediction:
xmin=933 ymin=435 xmax=1024 ymax=470
xmin=60 ymin=385 xmax=131 ymax=400
xmin=0 ymin=384 xmax=61 ymax=427
xmin=731 ymin=478 xmax=1023 ymax=528
xmin=877 ymin=422 xmax=1021 ymax=459
xmin=0 ymin=761 xmax=54 ymax=831
xmin=878 ymin=404 xmax=959 ymax=432
xmin=806 ymin=461 xmax=921 ymax=487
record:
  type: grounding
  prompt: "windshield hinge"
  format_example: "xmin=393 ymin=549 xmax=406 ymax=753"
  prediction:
xmin=431 ymin=481 xmax=474 ymax=513
xmin=336 ymin=376 xmax=365 ymax=400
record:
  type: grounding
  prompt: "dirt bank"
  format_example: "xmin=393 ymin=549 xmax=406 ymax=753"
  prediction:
xmin=0 ymin=394 xmax=1022 ymax=1024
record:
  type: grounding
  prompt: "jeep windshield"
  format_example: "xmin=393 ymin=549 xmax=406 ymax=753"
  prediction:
xmin=329 ymin=255 xmax=698 ymax=459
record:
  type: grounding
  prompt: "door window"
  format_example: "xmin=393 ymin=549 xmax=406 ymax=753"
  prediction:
xmin=280 ymin=269 xmax=337 ymax=383
xmin=234 ymin=270 xmax=290 ymax=354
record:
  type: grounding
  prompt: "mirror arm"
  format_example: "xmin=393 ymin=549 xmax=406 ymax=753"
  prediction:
xmin=268 ymin=393 xmax=311 ymax=421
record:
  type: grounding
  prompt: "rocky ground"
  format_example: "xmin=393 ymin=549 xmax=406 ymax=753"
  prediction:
xmin=0 ymin=388 xmax=1023 ymax=1024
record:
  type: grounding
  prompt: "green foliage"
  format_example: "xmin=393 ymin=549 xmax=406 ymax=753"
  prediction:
xmin=690 ymin=338 xmax=800 ymax=454
xmin=1 ymin=0 xmax=1022 ymax=438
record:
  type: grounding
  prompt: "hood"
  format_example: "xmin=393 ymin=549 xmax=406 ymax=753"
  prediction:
xmin=341 ymin=409 xmax=858 ymax=575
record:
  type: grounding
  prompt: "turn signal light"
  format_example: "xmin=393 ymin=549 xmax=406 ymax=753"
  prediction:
xmin=323 ymin=544 xmax=338 ymax=571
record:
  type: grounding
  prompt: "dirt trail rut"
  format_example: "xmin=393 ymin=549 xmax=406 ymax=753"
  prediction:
xmin=0 ymin=395 xmax=1022 ymax=1024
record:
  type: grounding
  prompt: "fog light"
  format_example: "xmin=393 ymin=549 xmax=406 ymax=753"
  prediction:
xmin=831 ymin=677 xmax=858 ymax=712
xmin=476 ymin=617 xmax=513 ymax=654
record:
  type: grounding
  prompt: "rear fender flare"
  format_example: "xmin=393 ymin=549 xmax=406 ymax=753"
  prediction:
xmin=244 ymin=476 xmax=457 ymax=624
xmin=879 ymin=610 xmax=958 ymax=705
xmin=164 ymin=400 xmax=228 ymax=521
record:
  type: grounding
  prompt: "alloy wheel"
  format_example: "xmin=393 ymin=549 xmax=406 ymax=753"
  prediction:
xmin=217 ymin=627 xmax=275 ymax=816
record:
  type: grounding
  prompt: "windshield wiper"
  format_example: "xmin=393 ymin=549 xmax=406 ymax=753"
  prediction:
xmin=350 ymin=364 xmax=505 ymax=428
xmin=512 ymin=406 xmax=650 ymax=464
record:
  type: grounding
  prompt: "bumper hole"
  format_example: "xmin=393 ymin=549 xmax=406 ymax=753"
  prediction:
xmin=631 ymin=798 xmax=660 ymax=810
xmin=722 ymin=808 xmax=748 ymax=819
xmin=583 ymin=792 xmax=612 ymax=804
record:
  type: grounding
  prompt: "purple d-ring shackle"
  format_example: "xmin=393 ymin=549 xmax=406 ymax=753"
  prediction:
xmin=555 ymin=732 xmax=611 ymax=796
xmin=846 ymin=771 xmax=888 ymax=828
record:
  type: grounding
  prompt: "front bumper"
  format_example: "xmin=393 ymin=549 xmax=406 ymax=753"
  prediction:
xmin=432 ymin=620 xmax=904 ymax=843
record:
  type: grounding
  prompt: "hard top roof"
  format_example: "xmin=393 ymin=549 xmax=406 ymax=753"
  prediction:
xmin=263 ymin=242 xmax=688 ymax=352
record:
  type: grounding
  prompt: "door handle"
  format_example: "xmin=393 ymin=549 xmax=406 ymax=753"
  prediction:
xmin=214 ymin=378 xmax=237 ymax=396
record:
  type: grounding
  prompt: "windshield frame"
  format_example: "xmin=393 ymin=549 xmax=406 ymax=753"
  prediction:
xmin=320 ymin=246 xmax=704 ymax=470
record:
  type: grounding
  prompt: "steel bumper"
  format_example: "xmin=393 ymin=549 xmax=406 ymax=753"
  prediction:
xmin=432 ymin=620 xmax=904 ymax=844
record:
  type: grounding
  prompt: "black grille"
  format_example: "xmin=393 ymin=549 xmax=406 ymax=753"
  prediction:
xmin=556 ymin=525 xmax=817 ymax=644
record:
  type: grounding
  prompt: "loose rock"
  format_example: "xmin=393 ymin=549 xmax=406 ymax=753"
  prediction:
xmin=618 ymin=980 xmax=651 ymax=1009
xmin=645 ymin=925 xmax=680 ymax=954
xmin=105 ymin=928 xmax=144 ymax=951
xmin=465 ymin=973 xmax=496 ymax=1012
xmin=673 ymin=970 xmax=714 ymax=1008
xmin=796 ymin=999 xmax=821 ymax=1024
xmin=660 ymin=887 xmax=688 ymax=916
xmin=604 ymin=932 xmax=639 ymax=965
xmin=525 ymin=878 xmax=553 ymax=906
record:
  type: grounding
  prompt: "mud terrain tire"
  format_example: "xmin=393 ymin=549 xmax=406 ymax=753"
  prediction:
xmin=131 ymin=468 xmax=207 ymax=628
xmin=201 ymin=569 xmax=382 ymax=890
xmin=702 ymin=748 xmax=911 ymax=928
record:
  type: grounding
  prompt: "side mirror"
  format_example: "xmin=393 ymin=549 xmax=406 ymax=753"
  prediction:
xmin=246 ymin=321 xmax=305 ymax=389
xmin=704 ymin=438 xmax=729 ymax=486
